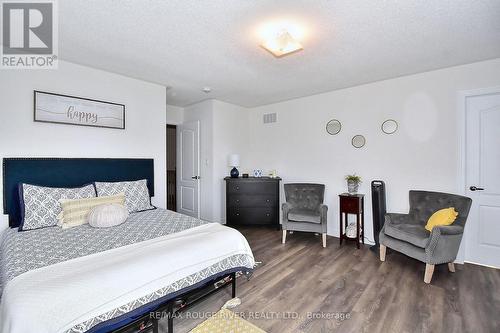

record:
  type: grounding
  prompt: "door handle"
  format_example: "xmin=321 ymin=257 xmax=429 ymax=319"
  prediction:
xmin=469 ymin=186 xmax=484 ymax=191
xmin=192 ymin=176 xmax=200 ymax=180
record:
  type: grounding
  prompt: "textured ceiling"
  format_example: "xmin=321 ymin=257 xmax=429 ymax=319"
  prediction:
xmin=59 ymin=0 xmax=500 ymax=107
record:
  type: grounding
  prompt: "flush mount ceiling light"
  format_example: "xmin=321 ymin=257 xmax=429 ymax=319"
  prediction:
xmin=261 ymin=30 xmax=303 ymax=57
xmin=259 ymin=21 xmax=305 ymax=58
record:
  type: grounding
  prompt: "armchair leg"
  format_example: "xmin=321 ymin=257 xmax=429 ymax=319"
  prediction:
xmin=448 ymin=263 xmax=456 ymax=273
xmin=424 ymin=264 xmax=435 ymax=284
xmin=379 ymin=244 xmax=386 ymax=262
xmin=282 ymin=230 xmax=287 ymax=244
xmin=322 ymin=233 xmax=326 ymax=248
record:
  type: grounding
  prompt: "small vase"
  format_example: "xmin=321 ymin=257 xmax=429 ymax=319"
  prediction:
xmin=347 ymin=180 xmax=359 ymax=194
xmin=230 ymin=167 xmax=239 ymax=178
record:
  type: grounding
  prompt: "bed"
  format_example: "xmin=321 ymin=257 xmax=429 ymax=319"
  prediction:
xmin=0 ymin=158 xmax=255 ymax=333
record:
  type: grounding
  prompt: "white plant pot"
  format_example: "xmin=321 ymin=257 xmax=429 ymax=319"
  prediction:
xmin=347 ymin=180 xmax=359 ymax=194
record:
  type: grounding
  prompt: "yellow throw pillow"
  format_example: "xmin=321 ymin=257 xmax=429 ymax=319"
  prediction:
xmin=425 ymin=207 xmax=459 ymax=232
xmin=58 ymin=193 xmax=126 ymax=229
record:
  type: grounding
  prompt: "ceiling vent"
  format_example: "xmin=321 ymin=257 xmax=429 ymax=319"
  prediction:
xmin=263 ymin=113 xmax=277 ymax=124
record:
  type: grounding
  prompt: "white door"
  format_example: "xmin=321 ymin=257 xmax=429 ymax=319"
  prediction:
xmin=465 ymin=90 xmax=500 ymax=268
xmin=177 ymin=120 xmax=200 ymax=218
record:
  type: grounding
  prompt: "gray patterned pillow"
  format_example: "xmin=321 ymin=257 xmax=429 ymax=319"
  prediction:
xmin=94 ymin=179 xmax=154 ymax=213
xmin=20 ymin=184 xmax=96 ymax=231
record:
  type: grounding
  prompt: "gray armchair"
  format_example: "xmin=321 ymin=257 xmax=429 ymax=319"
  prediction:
xmin=282 ymin=183 xmax=328 ymax=247
xmin=379 ymin=190 xmax=472 ymax=283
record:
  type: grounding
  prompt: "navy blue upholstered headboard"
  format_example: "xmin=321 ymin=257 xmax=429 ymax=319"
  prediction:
xmin=3 ymin=158 xmax=155 ymax=228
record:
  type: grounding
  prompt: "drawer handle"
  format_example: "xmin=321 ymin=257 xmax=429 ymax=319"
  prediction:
xmin=266 ymin=213 xmax=270 ymax=217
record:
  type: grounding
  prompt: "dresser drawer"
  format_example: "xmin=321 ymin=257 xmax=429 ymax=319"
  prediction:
xmin=228 ymin=207 xmax=277 ymax=225
xmin=227 ymin=181 xmax=277 ymax=195
xmin=340 ymin=197 xmax=360 ymax=214
xmin=228 ymin=195 xmax=276 ymax=207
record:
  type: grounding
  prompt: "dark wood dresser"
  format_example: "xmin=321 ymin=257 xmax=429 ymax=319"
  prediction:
xmin=225 ymin=177 xmax=281 ymax=229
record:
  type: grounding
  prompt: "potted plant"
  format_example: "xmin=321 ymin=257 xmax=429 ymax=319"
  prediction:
xmin=345 ymin=174 xmax=362 ymax=194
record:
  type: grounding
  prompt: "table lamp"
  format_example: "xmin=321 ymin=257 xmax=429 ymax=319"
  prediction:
xmin=228 ymin=154 xmax=240 ymax=178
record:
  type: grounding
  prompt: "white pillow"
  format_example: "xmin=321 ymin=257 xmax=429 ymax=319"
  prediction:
xmin=88 ymin=204 xmax=129 ymax=228
xmin=58 ymin=193 xmax=126 ymax=229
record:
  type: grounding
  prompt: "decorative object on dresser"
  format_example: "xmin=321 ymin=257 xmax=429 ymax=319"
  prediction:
xmin=253 ymin=169 xmax=263 ymax=177
xmin=339 ymin=193 xmax=365 ymax=249
xmin=228 ymin=154 xmax=240 ymax=178
xmin=345 ymin=174 xmax=362 ymax=194
xmin=282 ymin=183 xmax=328 ymax=247
xmin=379 ymin=190 xmax=472 ymax=284
xmin=34 ymin=91 xmax=125 ymax=129
xmin=225 ymin=177 xmax=281 ymax=229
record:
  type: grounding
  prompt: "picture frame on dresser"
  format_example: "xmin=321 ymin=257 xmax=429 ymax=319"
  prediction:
xmin=224 ymin=177 xmax=281 ymax=230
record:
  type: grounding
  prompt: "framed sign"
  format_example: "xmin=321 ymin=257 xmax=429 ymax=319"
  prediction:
xmin=34 ymin=91 xmax=125 ymax=129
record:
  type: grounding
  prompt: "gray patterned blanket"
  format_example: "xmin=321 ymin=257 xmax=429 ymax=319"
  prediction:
xmin=0 ymin=208 xmax=205 ymax=296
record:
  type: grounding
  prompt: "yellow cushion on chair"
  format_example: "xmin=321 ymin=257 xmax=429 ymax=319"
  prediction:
xmin=425 ymin=207 xmax=458 ymax=232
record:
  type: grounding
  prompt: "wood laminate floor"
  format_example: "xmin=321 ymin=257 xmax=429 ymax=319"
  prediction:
xmin=161 ymin=227 xmax=500 ymax=333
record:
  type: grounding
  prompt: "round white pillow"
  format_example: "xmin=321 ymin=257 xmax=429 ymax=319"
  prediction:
xmin=88 ymin=203 xmax=129 ymax=228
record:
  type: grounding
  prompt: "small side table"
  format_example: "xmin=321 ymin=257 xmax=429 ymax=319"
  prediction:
xmin=339 ymin=193 xmax=364 ymax=249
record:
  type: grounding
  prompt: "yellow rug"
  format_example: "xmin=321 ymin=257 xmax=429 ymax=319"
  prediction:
xmin=190 ymin=308 xmax=266 ymax=333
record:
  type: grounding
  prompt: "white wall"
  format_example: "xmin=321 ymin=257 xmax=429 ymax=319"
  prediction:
xmin=247 ymin=58 xmax=500 ymax=244
xmin=0 ymin=60 xmax=167 ymax=230
xmin=182 ymin=99 xmax=249 ymax=223
xmin=212 ymin=100 xmax=250 ymax=223
xmin=166 ymin=104 xmax=184 ymax=125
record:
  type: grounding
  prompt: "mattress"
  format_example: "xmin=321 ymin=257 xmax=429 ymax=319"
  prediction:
xmin=0 ymin=208 xmax=255 ymax=333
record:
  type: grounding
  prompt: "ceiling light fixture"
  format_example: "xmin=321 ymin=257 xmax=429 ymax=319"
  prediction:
xmin=259 ymin=21 xmax=304 ymax=58
xmin=261 ymin=30 xmax=303 ymax=57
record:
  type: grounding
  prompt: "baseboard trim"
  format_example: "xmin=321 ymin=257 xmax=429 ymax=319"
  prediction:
xmin=464 ymin=260 xmax=500 ymax=270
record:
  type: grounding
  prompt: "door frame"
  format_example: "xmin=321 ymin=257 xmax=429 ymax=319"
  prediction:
xmin=166 ymin=124 xmax=177 ymax=211
xmin=457 ymin=86 xmax=500 ymax=265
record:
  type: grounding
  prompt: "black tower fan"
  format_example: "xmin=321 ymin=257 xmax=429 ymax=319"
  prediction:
xmin=370 ymin=180 xmax=386 ymax=252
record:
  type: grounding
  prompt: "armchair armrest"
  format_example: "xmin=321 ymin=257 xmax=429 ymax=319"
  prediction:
xmin=282 ymin=202 xmax=292 ymax=217
xmin=432 ymin=225 xmax=464 ymax=236
xmin=425 ymin=224 xmax=465 ymax=264
xmin=384 ymin=213 xmax=412 ymax=225
xmin=319 ymin=204 xmax=328 ymax=223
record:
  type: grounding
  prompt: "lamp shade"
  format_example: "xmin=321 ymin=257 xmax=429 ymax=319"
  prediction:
xmin=228 ymin=154 xmax=240 ymax=167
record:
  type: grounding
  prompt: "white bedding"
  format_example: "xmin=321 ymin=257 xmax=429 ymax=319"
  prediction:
xmin=0 ymin=223 xmax=254 ymax=333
